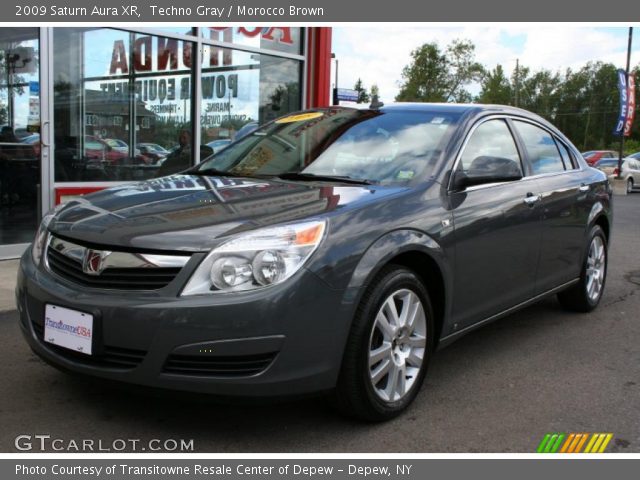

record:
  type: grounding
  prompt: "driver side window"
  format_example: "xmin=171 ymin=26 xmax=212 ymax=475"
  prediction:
xmin=459 ymin=119 xmax=523 ymax=176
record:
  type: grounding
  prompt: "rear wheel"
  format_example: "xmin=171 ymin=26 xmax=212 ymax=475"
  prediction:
xmin=557 ymin=225 xmax=607 ymax=312
xmin=333 ymin=266 xmax=434 ymax=421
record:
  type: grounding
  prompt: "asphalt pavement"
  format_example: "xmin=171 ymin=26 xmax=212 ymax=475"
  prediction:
xmin=0 ymin=195 xmax=638 ymax=453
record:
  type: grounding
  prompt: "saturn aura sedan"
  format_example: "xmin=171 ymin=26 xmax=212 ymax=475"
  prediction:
xmin=17 ymin=104 xmax=612 ymax=421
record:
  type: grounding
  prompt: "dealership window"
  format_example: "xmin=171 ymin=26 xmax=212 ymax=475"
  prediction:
xmin=53 ymin=28 xmax=195 ymax=182
xmin=52 ymin=27 xmax=304 ymax=182
xmin=199 ymin=45 xmax=302 ymax=151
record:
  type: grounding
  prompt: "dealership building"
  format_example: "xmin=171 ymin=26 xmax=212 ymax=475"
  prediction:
xmin=0 ymin=26 xmax=332 ymax=258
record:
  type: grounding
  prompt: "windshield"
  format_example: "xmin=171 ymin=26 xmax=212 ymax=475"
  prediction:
xmin=195 ymin=108 xmax=460 ymax=185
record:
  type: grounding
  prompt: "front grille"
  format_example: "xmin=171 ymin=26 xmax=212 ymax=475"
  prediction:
xmin=46 ymin=246 xmax=182 ymax=290
xmin=32 ymin=321 xmax=146 ymax=369
xmin=163 ymin=352 xmax=277 ymax=377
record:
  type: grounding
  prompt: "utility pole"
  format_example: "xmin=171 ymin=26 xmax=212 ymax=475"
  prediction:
xmin=618 ymin=27 xmax=633 ymax=180
xmin=331 ymin=53 xmax=339 ymax=105
xmin=514 ymin=58 xmax=520 ymax=107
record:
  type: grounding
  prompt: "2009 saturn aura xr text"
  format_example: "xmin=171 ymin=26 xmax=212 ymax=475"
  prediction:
xmin=17 ymin=103 xmax=612 ymax=420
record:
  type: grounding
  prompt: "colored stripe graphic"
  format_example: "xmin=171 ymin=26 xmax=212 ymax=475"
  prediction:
xmin=538 ymin=433 xmax=613 ymax=453
xmin=537 ymin=433 xmax=565 ymax=453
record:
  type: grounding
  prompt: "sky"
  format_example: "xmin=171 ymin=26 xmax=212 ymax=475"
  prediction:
xmin=331 ymin=26 xmax=639 ymax=102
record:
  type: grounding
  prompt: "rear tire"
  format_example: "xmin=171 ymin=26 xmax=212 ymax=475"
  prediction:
xmin=557 ymin=225 xmax=607 ymax=312
xmin=333 ymin=265 xmax=434 ymax=422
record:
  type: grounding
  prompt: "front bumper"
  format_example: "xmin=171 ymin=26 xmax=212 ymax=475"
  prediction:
xmin=16 ymin=250 xmax=354 ymax=397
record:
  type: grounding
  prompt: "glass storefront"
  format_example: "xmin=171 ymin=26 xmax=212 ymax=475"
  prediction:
xmin=0 ymin=26 xmax=326 ymax=257
xmin=0 ymin=27 xmax=40 ymax=247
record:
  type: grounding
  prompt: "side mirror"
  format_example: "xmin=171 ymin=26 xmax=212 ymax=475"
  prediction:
xmin=453 ymin=156 xmax=523 ymax=190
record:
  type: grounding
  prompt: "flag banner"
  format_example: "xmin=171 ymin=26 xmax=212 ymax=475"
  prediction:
xmin=614 ymin=69 xmax=628 ymax=136
xmin=624 ymin=72 xmax=636 ymax=137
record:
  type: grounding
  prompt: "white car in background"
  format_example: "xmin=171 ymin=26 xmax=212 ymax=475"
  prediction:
xmin=594 ymin=157 xmax=640 ymax=193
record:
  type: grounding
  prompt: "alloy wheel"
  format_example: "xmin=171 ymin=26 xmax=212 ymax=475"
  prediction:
xmin=368 ymin=289 xmax=427 ymax=402
xmin=585 ymin=235 xmax=606 ymax=302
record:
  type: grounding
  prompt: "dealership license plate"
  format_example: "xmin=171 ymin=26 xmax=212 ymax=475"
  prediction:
xmin=44 ymin=305 xmax=93 ymax=355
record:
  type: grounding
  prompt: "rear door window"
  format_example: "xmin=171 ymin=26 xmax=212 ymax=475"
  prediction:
xmin=555 ymin=139 xmax=577 ymax=170
xmin=513 ymin=121 xmax=565 ymax=175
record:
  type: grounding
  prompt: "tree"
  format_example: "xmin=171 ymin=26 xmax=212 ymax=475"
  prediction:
xmin=396 ymin=39 xmax=484 ymax=103
xmin=353 ymin=78 xmax=370 ymax=103
xmin=370 ymin=84 xmax=380 ymax=99
xmin=477 ymin=64 xmax=512 ymax=105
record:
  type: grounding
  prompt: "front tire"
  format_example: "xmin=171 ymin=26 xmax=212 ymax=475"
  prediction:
xmin=627 ymin=178 xmax=634 ymax=194
xmin=333 ymin=265 xmax=434 ymax=421
xmin=557 ymin=225 xmax=607 ymax=312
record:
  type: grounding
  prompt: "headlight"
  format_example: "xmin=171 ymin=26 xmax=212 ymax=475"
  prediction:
xmin=181 ymin=220 xmax=326 ymax=295
xmin=31 ymin=203 xmax=67 ymax=265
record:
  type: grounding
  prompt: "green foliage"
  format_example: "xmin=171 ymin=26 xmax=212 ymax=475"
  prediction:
xmin=475 ymin=61 xmax=639 ymax=151
xmin=396 ymin=39 xmax=484 ymax=103
xmin=353 ymin=78 xmax=370 ymax=103
xmin=477 ymin=65 xmax=512 ymax=105
xmin=616 ymin=138 xmax=640 ymax=155
xmin=396 ymin=37 xmax=638 ymax=150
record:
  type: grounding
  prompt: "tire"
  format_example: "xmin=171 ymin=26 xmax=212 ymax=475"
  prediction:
xmin=557 ymin=225 xmax=607 ymax=312
xmin=333 ymin=265 xmax=435 ymax=421
xmin=627 ymin=178 xmax=634 ymax=194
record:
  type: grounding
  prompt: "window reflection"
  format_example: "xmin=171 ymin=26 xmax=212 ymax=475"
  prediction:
xmin=53 ymin=29 xmax=194 ymax=182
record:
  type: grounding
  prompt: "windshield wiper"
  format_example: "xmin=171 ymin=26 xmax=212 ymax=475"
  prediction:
xmin=276 ymin=172 xmax=374 ymax=185
xmin=191 ymin=168 xmax=262 ymax=179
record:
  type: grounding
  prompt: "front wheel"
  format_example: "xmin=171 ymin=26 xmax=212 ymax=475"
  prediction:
xmin=627 ymin=178 xmax=634 ymax=194
xmin=557 ymin=225 xmax=607 ymax=312
xmin=333 ymin=266 xmax=434 ymax=421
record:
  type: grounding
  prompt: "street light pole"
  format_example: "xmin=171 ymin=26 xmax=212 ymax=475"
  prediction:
xmin=514 ymin=58 xmax=520 ymax=107
xmin=331 ymin=53 xmax=339 ymax=105
xmin=618 ymin=27 xmax=633 ymax=179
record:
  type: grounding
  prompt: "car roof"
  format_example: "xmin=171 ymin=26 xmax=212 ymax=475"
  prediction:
xmin=331 ymin=102 xmax=552 ymax=125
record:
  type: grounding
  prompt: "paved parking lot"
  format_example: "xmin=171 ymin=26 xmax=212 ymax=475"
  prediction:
xmin=0 ymin=195 xmax=638 ymax=453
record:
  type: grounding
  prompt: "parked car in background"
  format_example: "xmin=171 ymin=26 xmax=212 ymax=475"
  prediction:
xmin=582 ymin=150 xmax=618 ymax=166
xmin=136 ymin=143 xmax=170 ymax=163
xmin=19 ymin=104 xmax=612 ymax=421
xmin=595 ymin=158 xmax=640 ymax=193
xmin=206 ymin=139 xmax=232 ymax=154
xmin=103 ymin=138 xmax=129 ymax=154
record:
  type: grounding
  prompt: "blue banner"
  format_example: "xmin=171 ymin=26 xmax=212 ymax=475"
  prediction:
xmin=613 ymin=69 xmax=628 ymax=136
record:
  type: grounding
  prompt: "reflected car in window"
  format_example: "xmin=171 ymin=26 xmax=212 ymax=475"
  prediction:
xmin=18 ymin=104 xmax=612 ymax=421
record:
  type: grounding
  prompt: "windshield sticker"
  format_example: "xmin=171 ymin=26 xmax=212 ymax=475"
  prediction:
xmin=397 ymin=170 xmax=415 ymax=180
xmin=276 ymin=112 xmax=324 ymax=124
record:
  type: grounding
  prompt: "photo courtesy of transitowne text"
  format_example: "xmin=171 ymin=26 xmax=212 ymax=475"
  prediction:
xmin=0 ymin=0 xmax=639 ymax=479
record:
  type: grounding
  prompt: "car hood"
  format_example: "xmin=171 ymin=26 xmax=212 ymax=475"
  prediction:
xmin=48 ymin=174 xmax=407 ymax=252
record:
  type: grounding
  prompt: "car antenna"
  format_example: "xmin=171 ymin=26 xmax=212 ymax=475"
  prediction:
xmin=369 ymin=95 xmax=384 ymax=109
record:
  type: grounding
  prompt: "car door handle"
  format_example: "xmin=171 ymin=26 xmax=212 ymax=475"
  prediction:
xmin=523 ymin=193 xmax=542 ymax=206
xmin=578 ymin=184 xmax=590 ymax=193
